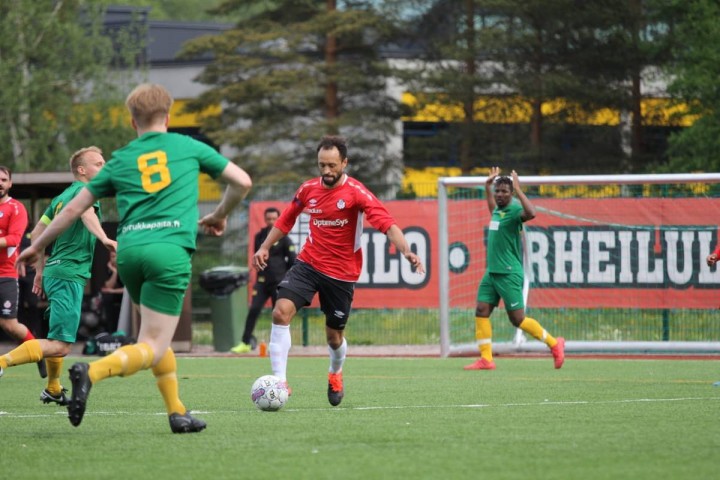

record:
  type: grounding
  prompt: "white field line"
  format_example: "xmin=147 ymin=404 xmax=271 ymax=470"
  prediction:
xmin=0 ymin=396 xmax=717 ymax=419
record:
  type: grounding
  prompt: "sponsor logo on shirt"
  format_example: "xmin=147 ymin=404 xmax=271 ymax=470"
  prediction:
xmin=306 ymin=208 xmax=323 ymax=214
xmin=121 ymin=220 xmax=181 ymax=234
xmin=313 ymin=218 xmax=349 ymax=227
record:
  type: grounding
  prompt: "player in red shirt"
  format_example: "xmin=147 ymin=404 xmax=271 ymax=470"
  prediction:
xmin=253 ymin=135 xmax=425 ymax=406
xmin=0 ymin=165 xmax=45 ymax=379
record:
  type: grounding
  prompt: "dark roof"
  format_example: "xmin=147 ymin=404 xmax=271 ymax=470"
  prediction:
xmin=145 ymin=21 xmax=233 ymax=65
xmin=104 ymin=6 xmax=232 ymax=66
xmin=103 ymin=5 xmax=420 ymax=65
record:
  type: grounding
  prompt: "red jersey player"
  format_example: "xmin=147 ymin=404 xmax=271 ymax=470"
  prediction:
xmin=0 ymin=165 xmax=45 ymax=379
xmin=253 ymin=135 xmax=425 ymax=406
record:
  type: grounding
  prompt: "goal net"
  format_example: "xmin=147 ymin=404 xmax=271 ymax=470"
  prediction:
xmin=438 ymin=173 xmax=720 ymax=357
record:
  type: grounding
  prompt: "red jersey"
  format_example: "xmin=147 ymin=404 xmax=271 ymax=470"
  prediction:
xmin=0 ymin=197 xmax=28 ymax=278
xmin=275 ymin=176 xmax=396 ymax=282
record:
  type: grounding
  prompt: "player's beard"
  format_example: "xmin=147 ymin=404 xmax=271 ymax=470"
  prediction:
xmin=322 ymin=172 xmax=343 ymax=187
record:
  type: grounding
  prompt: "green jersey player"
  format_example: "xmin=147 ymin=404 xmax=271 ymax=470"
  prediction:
xmin=464 ymin=167 xmax=565 ymax=371
xmin=0 ymin=147 xmax=115 ymax=405
xmin=16 ymin=83 xmax=252 ymax=433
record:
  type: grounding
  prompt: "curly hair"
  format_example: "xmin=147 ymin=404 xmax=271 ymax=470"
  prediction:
xmin=494 ymin=175 xmax=513 ymax=192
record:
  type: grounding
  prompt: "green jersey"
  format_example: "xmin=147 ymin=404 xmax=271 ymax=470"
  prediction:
xmin=42 ymin=181 xmax=102 ymax=283
xmin=486 ymin=201 xmax=524 ymax=274
xmin=86 ymin=132 xmax=229 ymax=252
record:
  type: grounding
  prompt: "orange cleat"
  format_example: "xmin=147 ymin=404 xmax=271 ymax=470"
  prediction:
xmin=327 ymin=372 xmax=344 ymax=406
xmin=278 ymin=380 xmax=292 ymax=396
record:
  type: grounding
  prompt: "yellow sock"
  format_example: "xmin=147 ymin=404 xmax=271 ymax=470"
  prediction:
xmin=0 ymin=339 xmax=43 ymax=368
xmin=89 ymin=343 xmax=154 ymax=384
xmin=475 ymin=317 xmax=493 ymax=361
xmin=519 ymin=317 xmax=557 ymax=348
xmin=45 ymin=357 xmax=64 ymax=395
xmin=151 ymin=348 xmax=186 ymax=415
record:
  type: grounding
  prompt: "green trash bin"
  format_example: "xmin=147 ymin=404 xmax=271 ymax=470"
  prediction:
xmin=199 ymin=266 xmax=249 ymax=352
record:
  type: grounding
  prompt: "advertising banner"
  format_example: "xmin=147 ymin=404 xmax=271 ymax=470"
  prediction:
xmin=249 ymin=197 xmax=720 ymax=310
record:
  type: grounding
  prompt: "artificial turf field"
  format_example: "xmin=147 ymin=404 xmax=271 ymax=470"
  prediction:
xmin=1 ymin=355 xmax=718 ymax=480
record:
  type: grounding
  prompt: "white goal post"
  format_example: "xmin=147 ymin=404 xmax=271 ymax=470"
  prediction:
xmin=438 ymin=173 xmax=720 ymax=358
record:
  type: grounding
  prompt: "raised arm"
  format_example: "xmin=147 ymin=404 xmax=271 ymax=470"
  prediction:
xmin=485 ymin=166 xmax=500 ymax=213
xmin=512 ymin=170 xmax=536 ymax=222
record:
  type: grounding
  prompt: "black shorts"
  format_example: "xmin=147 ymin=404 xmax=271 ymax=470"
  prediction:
xmin=0 ymin=277 xmax=19 ymax=319
xmin=277 ymin=261 xmax=354 ymax=330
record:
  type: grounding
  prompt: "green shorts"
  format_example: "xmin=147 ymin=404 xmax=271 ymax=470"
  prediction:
xmin=43 ymin=276 xmax=84 ymax=343
xmin=117 ymin=243 xmax=192 ymax=316
xmin=477 ymin=272 xmax=525 ymax=311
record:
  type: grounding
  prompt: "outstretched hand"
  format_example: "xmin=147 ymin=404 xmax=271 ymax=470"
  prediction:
xmin=707 ymin=253 xmax=718 ymax=267
xmin=103 ymin=239 xmax=118 ymax=252
xmin=16 ymin=246 xmax=41 ymax=275
xmin=253 ymin=247 xmax=269 ymax=271
xmin=404 ymin=252 xmax=425 ymax=275
xmin=511 ymin=170 xmax=521 ymax=193
xmin=486 ymin=166 xmax=501 ymax=185
xmin=199 ymin=213 xmax=227 ymax=236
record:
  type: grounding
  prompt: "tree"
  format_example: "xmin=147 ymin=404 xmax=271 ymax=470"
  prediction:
xmin=391 ymin=0 xmax=634 ymax=174
xmin=664 ymin=0 xmax=720 ymax=172
xmin=179 ymin=0 xmax=403 ymax=194
xmin=0 ymin=1 xmax=145 ymax=172
xmin=386 ymin=0 xmax=496 ymax=175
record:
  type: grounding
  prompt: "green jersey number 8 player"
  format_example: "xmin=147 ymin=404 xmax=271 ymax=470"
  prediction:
xmin=16 ymin=83 xmax=253 ymax=433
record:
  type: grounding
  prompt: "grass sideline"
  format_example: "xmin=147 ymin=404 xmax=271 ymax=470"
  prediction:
xmin=1 ymin=356 xmax=718 ymax=480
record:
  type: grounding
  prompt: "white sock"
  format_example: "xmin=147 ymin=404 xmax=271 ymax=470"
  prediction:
xmin=328 ymin=337 xmax=347 ymax=374
xmin=269 ymin=324 xmax=291 ymax=381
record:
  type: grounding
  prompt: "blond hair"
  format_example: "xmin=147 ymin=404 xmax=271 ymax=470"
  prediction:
xmin=69 ymin=146 xmax=103 ymax=176
xmin=125 ymin=83 xmax=174 ymax=129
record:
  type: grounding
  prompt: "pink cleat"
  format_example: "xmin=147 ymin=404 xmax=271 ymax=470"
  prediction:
xmin=463 ymin=358 xmax=496 ymax=370
xmin=551 ymin=337 xmax=566 ymax=369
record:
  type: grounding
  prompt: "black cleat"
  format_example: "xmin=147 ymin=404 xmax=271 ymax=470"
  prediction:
xmin=169 ymin=412 xmax=207 ymax=434
xmin=40 ymin=387 xmax=69 ymax=406
xmin=327 ymin=372 xmax=344 ymax=406
xmin=67 ymin=363 xmax=92 ymax=427
xmin=37 ymin=359 xmax=47 ymax=379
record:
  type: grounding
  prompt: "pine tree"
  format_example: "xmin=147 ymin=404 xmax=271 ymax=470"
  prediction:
xmin=180 ymin=0 xmax=403 ymax=195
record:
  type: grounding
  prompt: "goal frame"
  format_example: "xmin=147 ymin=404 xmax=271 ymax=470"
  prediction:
xmin=438 ymin=172 xmax=720 ymax=358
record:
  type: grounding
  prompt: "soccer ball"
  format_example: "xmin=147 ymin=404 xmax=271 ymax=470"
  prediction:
xmin=251 ymin=375 xmax=288 ymax=411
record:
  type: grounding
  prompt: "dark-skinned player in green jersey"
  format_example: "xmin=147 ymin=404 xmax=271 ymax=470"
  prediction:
xmin=464 ymin=167 xmax=565 ymax=371
xmin=16 ymin=83 xmax=252 ymax=433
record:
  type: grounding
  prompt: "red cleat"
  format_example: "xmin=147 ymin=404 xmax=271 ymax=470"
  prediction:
xmin=551 ymin=337 xmax=566 ymax=369
xmin=463 ymin=358 xmax=496 ymax=370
